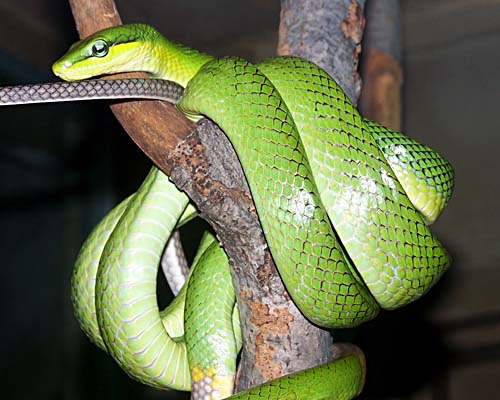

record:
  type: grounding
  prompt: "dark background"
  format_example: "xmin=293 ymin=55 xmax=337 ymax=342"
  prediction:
xmin=0 ymin=1 xmax=499 ymax=399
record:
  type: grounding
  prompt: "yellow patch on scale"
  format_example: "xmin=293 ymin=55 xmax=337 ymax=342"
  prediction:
xmin=191 ymin=366 xmax=210 ymax=382
xmin=191 ymin=367 xmax=233 ymax=399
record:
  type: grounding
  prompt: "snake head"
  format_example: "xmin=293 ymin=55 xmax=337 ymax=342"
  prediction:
xmin=52 ymin=23 xmax=160 ymax=81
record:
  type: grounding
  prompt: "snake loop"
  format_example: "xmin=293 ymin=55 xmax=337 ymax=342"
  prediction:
xmin=0 ymin=23 xmax=453 ymax=400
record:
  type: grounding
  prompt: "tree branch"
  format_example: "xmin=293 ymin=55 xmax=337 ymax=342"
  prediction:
xmin=68 ymin=0 xmax=194 ymax=170
xmin=278 ymin=0 xmax=366 ymax=104
xmin=68 ymin=0 xmax=329 ymax=392
xmin=67 ymin=0 xmax=366 ymax=394
xmin=359 ymin=0 xmax=403 ymax=130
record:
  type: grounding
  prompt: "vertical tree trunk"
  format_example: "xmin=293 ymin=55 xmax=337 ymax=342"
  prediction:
xmin=278 ymin=0 xmax=366 ymax=103
xmin=359 ymin=0 xmax=402 ymax=130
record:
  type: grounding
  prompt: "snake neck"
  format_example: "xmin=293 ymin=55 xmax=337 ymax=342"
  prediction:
xmin=150 ymin=37 xmax=214 ymax=87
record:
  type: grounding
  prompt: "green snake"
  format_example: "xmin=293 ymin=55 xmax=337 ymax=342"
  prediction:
xmin=0 ymin=23 xmax=454 ymax=399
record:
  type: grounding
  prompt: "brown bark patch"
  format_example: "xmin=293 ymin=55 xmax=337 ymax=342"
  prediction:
xmin=277 ymin=8 xmax=292 ymax=56
xmin=341 ymin=1 xmax=366 ymax=88
xmin=341 ymin=0 xmax=365 ymax=44
xmin=249 ymin=301 xmax=294 ymax=380
xmin=256 ymin=250 xmax=276 ymax=283
xmin=360 ymin=48 xmax=403 ymax=130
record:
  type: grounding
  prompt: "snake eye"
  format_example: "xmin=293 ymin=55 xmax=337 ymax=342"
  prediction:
xmin=91 ymin=39 xmax=109 ymax=58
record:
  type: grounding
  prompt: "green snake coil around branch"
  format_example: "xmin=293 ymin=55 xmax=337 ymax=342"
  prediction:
xmin=1 ymin=23 xmax=454 ymax=400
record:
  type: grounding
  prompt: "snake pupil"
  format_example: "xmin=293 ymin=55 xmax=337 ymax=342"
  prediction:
xmin=91 ymin=40 xmax=109 ymax=58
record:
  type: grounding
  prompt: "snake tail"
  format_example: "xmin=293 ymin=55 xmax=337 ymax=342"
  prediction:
xmin=227 ymin=350 xmax=365 ymax=400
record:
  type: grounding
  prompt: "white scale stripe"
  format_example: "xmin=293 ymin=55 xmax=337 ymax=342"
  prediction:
xmin=132 ymin=218 xmax=171 ymax=236
xmin=118 ymin=279 xmax=156 ymax=290
xmin=122 ymin=305 xmax=157 ymax=324
xmin=120 ymin=247 xmax=161 ymax=258
xmin=140 ymin=203 xmax=182 ymax=221
xmin=119 ymin=293 xmax=156 ymax=307
xmin=126 ymin=231 xmax=166 ymax=243
xmin=136 ymin=326 xmax=165 ymax=365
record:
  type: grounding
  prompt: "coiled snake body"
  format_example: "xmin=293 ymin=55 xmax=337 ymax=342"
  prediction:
xmin=1 ymin=23 xmax=454 ymax=400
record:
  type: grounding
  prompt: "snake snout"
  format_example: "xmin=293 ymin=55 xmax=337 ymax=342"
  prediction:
xmin=52 ymin=59 xmax=73 ymax=80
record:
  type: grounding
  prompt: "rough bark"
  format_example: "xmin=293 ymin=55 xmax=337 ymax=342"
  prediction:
xmin=168 ymin=121 xmax=335 ymax=391
xmin=67 ymin=0 xmax=366 ymax=394
xmin=359 ymin=0 xmax=403 ymax=130
xmin=278 ymin=0 xmax=366 ymax=104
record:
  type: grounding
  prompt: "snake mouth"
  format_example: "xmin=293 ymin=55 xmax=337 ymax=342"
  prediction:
xmin=52 ymin=58 xmax=96 ymax=81
xmin=52 ymin=59 xmax=73 ymax=80
xmin=52 ymin=62 xmax=96 ymax=82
